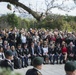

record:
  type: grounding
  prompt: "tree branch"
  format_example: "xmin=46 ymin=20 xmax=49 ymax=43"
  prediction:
xmin=0 ymin=0 xmax=43 ymax=21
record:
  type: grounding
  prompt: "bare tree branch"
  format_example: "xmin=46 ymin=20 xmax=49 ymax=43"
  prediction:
xmin=0 ymin=0 xmax=43 ymax=21
xmin=45 ymin=0 xmax=76 ymax=15
xmin=0 ymin=0 xmax=76 ymax=21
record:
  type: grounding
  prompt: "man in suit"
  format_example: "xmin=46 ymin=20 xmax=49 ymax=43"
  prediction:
xmin=16 ymin=44 xmax=24 ymax=68
xmin=0 ymin=50 xmax=14 ymax=71
xmin=26 ymin=57 xmax=43 ymax=75
xmin=36 ymin=41 xmax=43 ymax=57
xmin=23 ymin=43 xmax=30 ymax=67
xmin=54 ymin=43 xmax=63 ymax=64
xmin=67 ymin=42 xmax=75 ymax=61
xmin=8 ymin=30 xmax=16 ymax=47
xmin=29 ymin=42 xmax=37 ymax=62
xmin=11 ymin=45 xmax=21 ymax=69
xmin=64 ymin=61 xmax=76 ymax=75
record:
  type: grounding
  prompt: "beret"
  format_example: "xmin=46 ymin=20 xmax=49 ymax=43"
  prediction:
xmin=64 ymin=61 xmax=76 ymax=72
xmin=32 ymin=57 xmax=43 ymax=66
xmin=5 ymin=50 xmax=13 ymax=56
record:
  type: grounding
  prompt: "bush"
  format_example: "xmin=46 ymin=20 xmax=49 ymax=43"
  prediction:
xmin=0 ymin=68 xmax=21 ymax=75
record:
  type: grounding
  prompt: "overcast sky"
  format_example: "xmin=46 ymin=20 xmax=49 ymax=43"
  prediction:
xmin=0 ymin=0 xmax=76 ymax=16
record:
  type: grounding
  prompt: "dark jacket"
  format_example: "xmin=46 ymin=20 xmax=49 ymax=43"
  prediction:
xmin=67 ymin=46 xmax=76 ymax=55
xmin=0 ymin=59 xmax=14 ymax=71
xmin=26 ymin=68 xmax=42 ymax=75
xmin=23 ymin=48 xmax=30 ymax=56
xmin=36 ymin=46 xmax=43 ymax=56
xmin=29 ymin=47 xmax=37 ymax=56
xmin=16 ymin=48 xmax=24 ymax=57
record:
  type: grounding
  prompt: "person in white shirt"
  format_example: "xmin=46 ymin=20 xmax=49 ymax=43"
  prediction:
xmin=21 ymin=32 xmax=26 ymax=48
xmin=42 ymin=42 xmax=49 ymax=64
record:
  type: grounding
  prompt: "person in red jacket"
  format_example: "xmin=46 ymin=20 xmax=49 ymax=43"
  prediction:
xmin=61 ymin=41 xmax=67 ymax=63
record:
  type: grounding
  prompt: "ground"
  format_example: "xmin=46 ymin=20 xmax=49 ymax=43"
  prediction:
xmin=15 ymin=64 xmax=65 ymax=75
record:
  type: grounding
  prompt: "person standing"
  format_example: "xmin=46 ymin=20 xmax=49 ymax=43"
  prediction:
xmin=21 ymin=32 xmax=27 ymax=48
xmin=26 ymin=57 xmax=43 ymax=75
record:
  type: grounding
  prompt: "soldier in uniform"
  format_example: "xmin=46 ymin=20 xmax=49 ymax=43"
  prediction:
xmin=23 ymin=43 xmax=30 ymax=67
xmin=0 ymin=50 xmax=14 ymax=71
xmin=64 ymin=61 xmax=76 ymax=75
xmin=16 ymin=44 xmax=24 ymax=68
xmin=26 ymin=57 xmax=43 ymax=75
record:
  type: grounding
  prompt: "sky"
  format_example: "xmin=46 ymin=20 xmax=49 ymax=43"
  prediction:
xmin=0 ymin=0 xmax=76 ymax=16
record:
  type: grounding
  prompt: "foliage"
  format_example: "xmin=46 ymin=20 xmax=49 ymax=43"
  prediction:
xmin=0 ymin=13 xmax=76 ymax=31
xmin=61 ymin=21 xmax=73 ymax=32
xmin=0 ymin=15 xmax=9 ymax=28
xmin=0 ymin=0 xmax=76 ymax=21
xmin=0 ymin=14 xmax=31 ymax=29
xmin=0 ymin=68 xmax=21 ymax=75
xmin=36 ymin=14 xmax=64 ymax=29
xmin=69 ymin=21 xmax=76 ymax=30
xmin=7 ymin=14 xmax=19 ymax=28
xmin=35 ymin=14 xmax=76 ymax=31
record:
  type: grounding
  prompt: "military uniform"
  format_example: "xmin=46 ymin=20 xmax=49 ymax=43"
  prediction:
xmin=25 ymin=57 xmax=43 ymax=75
xmin=64 ymin=61 xmax=76 ymax=75
xmin=65 ymin=61 xmax=76 ymax=72
xmin=16 ymin=47 xmax=24 ymax=67
xmin=26 ymin=68 xmax=42 ymax=75
xmin=0 ymin=50 xmax=14 ymax=71
xmin=0 ymin=59 xmax=14 ymax=71
xmin=23 ymin=47 xmax=30 ymax=67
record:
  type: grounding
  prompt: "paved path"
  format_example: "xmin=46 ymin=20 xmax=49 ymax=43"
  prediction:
xmin=15 ymin=64 xmax=65 ymax=75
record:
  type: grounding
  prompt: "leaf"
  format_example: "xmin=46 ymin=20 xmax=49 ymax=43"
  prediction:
xmin=7 ymin=4 xmax=12 ymax=10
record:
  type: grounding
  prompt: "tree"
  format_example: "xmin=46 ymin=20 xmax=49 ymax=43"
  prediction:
xmin=7 ymin=14 xmax=19 ymax=28
xmin=44 ymin=0 xmax=76 ymax=16
xmin=0 ymin=14 xmax=33 ymax=29
xmin=0 ymin=15 xmax=9 ymax=28
xmin=61 ymin=22 xmax=73 ymax=32
xmin=0 ymin=0 xmax=76 ymax=21
xmin=73 ymin=0 xmax=76 ymax=4
xmin=0 ymin=68 xmax=21 ymax=75
xmin=0 ymin=0 xmax=43 ymax=21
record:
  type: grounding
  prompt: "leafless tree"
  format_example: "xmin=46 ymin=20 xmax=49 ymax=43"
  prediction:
xmin=44 ymin=0 xmax=76 ymax=16
xmin=0 ymin=0 xmax=76 ymax=21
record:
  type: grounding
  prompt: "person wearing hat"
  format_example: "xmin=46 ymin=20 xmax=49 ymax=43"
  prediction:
xmin=26 ymin=57 xmax=43 ymax=75
xmin=0 ymin=50 xmax=14 ymax=71
xmin=64 ymin=61 xmax=76 ymax=75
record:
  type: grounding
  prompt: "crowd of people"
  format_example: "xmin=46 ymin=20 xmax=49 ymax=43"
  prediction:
xmin=0 ymin=27 xmax=76 ymax=69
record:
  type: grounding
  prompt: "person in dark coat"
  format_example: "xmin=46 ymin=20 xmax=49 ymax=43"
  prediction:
xmin=26 ymin=57 xmax=43 ymax=75
xmin=36 ymin=41 xmax=43 ymax=57
xmin=16 ymin=44 xmax=24 ymax=67
xmin=67 ymin=42 xmax=75 ymax=61
xmin=23 ymin=43 xmax=31 ymax=67
xmin=16 ymin=32 xmax=22 ymax=47
xmin=0 ymin=50 xmax=14 ymax=71
xmin=54 ymin=43 xmax=63 ymax=64
xmin=11 ymin=45 xmax=21 ymax=69
xmin=29 ymin=42 xmax=37 ymax=62
xmin=48 ymin=43 xmax=58 ymax=64
xmin=8 ymin=30 xmax=16 ymax=46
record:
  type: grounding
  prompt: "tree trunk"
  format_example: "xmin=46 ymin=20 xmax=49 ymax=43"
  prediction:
xmin=0 ymin=0 xmax=42 ymax=21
